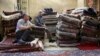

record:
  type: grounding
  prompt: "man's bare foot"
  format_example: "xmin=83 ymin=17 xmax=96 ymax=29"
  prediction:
xmin=38 ymin=40 xmax=44 ymax=51
xmin=30 ymin=38 xmax=39 ymax=47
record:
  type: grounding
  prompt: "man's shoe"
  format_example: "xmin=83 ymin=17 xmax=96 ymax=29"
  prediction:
xmin=18 ymin=39 xmax=26 ymax=44
xmin=49 ymin=39 xmax=55 ymax=43
xmin=13 ymin=40 xmax=18 ymax=43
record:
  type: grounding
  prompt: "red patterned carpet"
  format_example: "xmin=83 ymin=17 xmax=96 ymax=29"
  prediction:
xmin=77 ymin=42 xmax=100 ymax=50
xmin=0 ymin=37 xmax=42 ymax=53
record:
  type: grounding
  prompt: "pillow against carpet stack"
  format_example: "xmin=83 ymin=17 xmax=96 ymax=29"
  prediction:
xmin=80 ymin=16 xmax=100 ymax=43
xmin=31 ymin=27 xmax=45 ymax=40
xmin=56 ymin=14 xmax=81 ymax=46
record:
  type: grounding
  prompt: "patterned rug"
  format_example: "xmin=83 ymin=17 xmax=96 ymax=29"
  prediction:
xmin=77 ymin=42 xmax=100 ymax=50
xmin=0 ymin=50 xmax=100 ymax=56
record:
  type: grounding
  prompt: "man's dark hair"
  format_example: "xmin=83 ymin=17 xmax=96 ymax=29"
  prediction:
xmin=20 ymin=14 xmax=27 ymax=18
xmin=83 ymin=8 xmax=97 ymax=17
xmin=29 ymin=16 xmax=32 ymax=21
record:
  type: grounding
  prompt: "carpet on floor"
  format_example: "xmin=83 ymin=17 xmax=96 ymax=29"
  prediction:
xmin=77 ymin=42 xmax=100 ymax=50
xmin=0 ymin=50 xmax=100 ymax=56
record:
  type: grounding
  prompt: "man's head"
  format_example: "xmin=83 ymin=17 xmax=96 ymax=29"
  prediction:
xmin=88 ymin=0 xmax=94 ymax=8
xmin=22 ymin=14 xmax=30 ymax=21
xmin=38 ymin=10 xmax=44 ymax=16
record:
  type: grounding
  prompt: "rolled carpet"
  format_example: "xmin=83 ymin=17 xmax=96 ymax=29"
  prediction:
xmin=56 ymin=30 xmax=77 ymax=39
xmin=59 ymin=14 xmax=81 ymax=26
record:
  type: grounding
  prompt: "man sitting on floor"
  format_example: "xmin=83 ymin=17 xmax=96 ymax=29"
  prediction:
xmin=34 ymin=10 xmax=54 ymax=42
xmin=13 ymin=14 xmax=45 ymax=50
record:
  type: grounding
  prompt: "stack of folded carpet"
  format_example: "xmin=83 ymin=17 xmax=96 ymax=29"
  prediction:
xmin=98 ymin=13 xmax=100 ymax=34
xmin=1 ymin=11 xmax=22 ymax=37
xmin=80 ymin=16 xmax=99 ymax=43
xmin=56 ymin=14 xmax=81 ymax=46
xmin=42 ymin=13 xmax=57 ymax=34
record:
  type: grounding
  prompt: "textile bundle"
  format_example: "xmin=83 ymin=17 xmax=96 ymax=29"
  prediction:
xmin=56 ymin=14 xmax=81 ymax=46
xmin=80 ymin=16 xmax=100 ymax=42
xmin=42 ymin=12 xmax=58 ymax=35
xmin=1 ymin=11 xmax=22 ymax=36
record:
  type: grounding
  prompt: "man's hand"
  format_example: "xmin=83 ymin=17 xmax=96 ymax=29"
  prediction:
xmin=26 ymin=26 xmax=32 ymax=29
